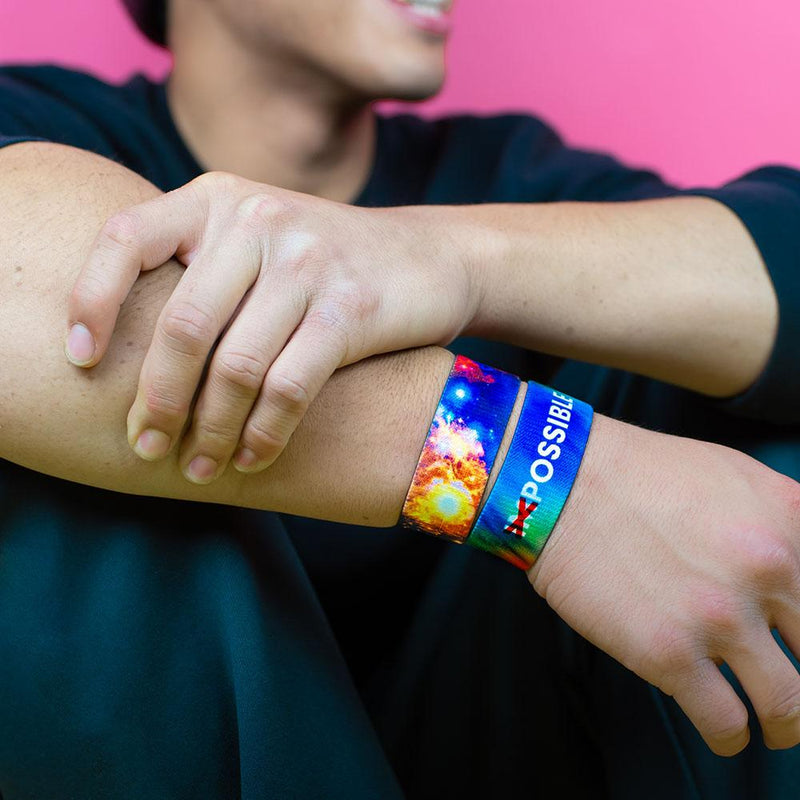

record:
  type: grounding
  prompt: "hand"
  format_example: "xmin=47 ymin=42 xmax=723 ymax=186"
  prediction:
xmin=66 ymin=172 xmax=479 ymax=483
xmin=530 ymin=415 xmax=800 ymax=756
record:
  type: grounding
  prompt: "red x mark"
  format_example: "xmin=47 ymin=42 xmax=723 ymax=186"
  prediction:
xmin=504 ymin=496 xmax=539 ymax=537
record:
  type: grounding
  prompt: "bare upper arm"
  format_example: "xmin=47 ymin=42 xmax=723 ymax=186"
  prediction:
xmin=0 ymin=142 xmax=448 ymax=525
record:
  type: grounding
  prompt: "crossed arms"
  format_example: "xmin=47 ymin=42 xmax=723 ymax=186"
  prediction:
xmin=3 ymin=141 xmax=800 ymax=756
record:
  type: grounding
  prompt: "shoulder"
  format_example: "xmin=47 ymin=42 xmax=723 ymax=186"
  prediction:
xmin=0 ymin=64 xmax=136 ymax=122
xmin=0 ymin=64 xmax=182 ymax=187
xmin=0 ymin=65 xmax=117 ymax=159
xmin=0 ymin=63 xmax=119 ymax=94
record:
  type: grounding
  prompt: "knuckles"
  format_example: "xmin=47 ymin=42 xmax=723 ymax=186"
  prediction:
xmin=191 ymin=172 xmax=291 ymax=235
xmin=274 ymin=231 xmax=329 ymax=285
xmin=192 ymin=416 xmax=245 ymax=444
xmin=748 ymin=537 xmax=800 ymax=591
xmin=69 ymin=270 xmax=113 ymax=312
xmin=690 ymin=589 xmax=745 ymax=643
xmin=233 ymin=192 xmax=292 ymax=235
xmin=263 ymin=371 xmax=311 ymax=415
xmin=142 ymin=380 xmax=191 ymax=422
xmin=304 ymin=304 xmax=352 ymax=340
xmin=725 ymin=526 xmax=800 ymax=594
xmin=241 ymin=418 xmax=287 ymax=459
xmin=303 ymin=285 xmax=380 ymax=346
xmin=637 ymin=622 xmax=700 ymax=685
xmin=760 ymin=685 xmax=800 ymax=729
xmin=213 ymin=349 xmax=267 ymax=394
xmin=330 ymin=281 xmax=380 ymax=324
xmin=99 ymin=210 xmax=145 ymax=251
xmin=194 ymin=170 xmax=249 ymax=198
xmin=160 ymin=298 xmax=220 ymax=355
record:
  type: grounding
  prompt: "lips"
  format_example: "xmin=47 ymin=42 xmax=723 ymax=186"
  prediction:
xmin=387 ymin=0 xmax=454 ymax=36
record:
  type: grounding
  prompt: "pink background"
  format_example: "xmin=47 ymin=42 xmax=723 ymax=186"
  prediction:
xmin=1 ymin=0 xmax=799 ymax=186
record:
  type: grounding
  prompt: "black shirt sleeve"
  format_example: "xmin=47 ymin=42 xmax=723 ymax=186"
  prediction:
xmin=460 ymin=115 xmax=800 ymax=424
xmin=0 ymin=65 xmax=192 ymax=191
xmin=0 ymin=66 xmax=124 ymax=160
xmin=683 ymin=170 xmax=800 ymax=425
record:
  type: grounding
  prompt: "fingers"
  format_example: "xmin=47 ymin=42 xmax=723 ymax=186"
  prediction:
xmin=728 ymin=627 xmax=800 ymax=750
xmin=67 ymin=185 xmax=206 ymax=367
xmin=178 ymin=304 xmax=349 ymax=482
xmin=670 ymin=658 xmax=751 ymax=757
xmin=235 ymin=308 xmax=350 ymax=470
xmin=672 ymin=617 xmax=800 ymax=756
xmin=127 ymin=230 xmax=262 ymax=461
xmin=174 ymin=287 xmax=306 ymax=483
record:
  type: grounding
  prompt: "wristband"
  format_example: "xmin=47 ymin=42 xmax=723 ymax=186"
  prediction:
xmin=466 ymin=382 xmax=593 ymax=570
xmin=402 ymin=355 xmax=520 ymax=543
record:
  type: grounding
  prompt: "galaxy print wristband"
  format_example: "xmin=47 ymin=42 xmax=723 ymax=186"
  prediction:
xmin=402 ymin=355 xmax=520 ymax=543
xmin=466 ymin=382 xmax=593 ymax=570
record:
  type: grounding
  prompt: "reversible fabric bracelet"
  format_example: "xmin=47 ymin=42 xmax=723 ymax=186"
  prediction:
xmin=466 ymin=381 xmax=593 ymax=570
xmin=401 ymin=355 xmax=520 ymax=543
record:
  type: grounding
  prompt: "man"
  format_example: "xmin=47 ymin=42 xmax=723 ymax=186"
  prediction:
xmin=1 ymin=0 xmax=800 ymax=797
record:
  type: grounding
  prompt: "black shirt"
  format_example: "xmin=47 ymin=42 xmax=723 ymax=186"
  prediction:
xmin=1 ymin=65 xmax=800 ymax=800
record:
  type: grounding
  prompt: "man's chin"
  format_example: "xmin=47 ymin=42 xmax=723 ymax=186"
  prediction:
xmin=337 ymin=65 xmax=445 ymax=107
xmin=386 ymin=86 xmax=442 ymax=103
xmin=375 ymin=73 xmax=446 ymax=103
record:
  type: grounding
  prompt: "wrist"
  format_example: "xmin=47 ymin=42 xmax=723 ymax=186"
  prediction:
xmin=399 ymin=354 xmax=597 ymax=572
xmin=443 ymin=204 xmax=547 ymax=343
xmin=468 ymin=381 xmax=593 ymax=568
xmin=407 ymin=205 xmax=492 ymax=340
xmin=450 ymin=208 xmax=503 ymax=340
xmin=526 ymin=412 xmax=621 ymax=593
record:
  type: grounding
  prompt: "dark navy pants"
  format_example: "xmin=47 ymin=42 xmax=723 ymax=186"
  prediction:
xmin=2 ymin=459 xmax=800 ymax=799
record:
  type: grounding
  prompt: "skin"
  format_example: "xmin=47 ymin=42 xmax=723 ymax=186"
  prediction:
xmin=5 ymin=142 xmax=800 ymax=758
xmin=166 ymin=0 xmax=448 ymax=198
xmin=67 ymin=0 xmax=777 ymax=482
xmin=0 ymin=144 xmax=446 ymax=524
xmin=0 ymin=0 xmax=797 ymax=764
xmin=68 ymin=181 xmax=777 ymax=482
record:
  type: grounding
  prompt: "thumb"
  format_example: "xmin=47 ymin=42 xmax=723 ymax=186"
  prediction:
xmin=66 ymin=184 xmax=206 ymax=367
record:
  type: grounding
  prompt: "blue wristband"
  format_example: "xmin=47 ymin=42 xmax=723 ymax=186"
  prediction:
xmin=402 ymin=356 xmax=521 ymax=543
xmin=466 ymin=382 xmax=593 ymax=569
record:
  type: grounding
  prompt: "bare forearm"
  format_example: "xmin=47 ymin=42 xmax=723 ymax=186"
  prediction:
xmin=0 ymin=143 xmax=450 ymax=524
xmin=7 ymin=143 xmax=800 ymax=760
xmin=428 ymin=197 xmax=778 ymax=396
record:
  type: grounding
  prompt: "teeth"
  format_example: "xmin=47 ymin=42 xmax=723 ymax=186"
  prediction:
xmin=412 ymin=5 xmax=444 ymax=16
xmin=402 ymin=0 xmax=451 ymax=13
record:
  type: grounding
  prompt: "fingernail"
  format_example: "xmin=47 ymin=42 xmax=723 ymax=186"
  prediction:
xmin=185 ymin=455 xmax=219 ymax=485
xmin=65 ymin=323 xmax=96 ymax=366
xmin=233 ymin=447 xmax=264 ymax=473
xmin=133 ymin=429 xmax=171 ymax=460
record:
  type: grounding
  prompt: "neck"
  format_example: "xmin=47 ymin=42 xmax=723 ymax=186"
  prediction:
xmin=167 ymin=15 xmax=377 ymax=203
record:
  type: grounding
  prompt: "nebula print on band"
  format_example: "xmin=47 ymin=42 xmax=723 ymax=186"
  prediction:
xmin=401 ymin=356 xmax=520 ymax=543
